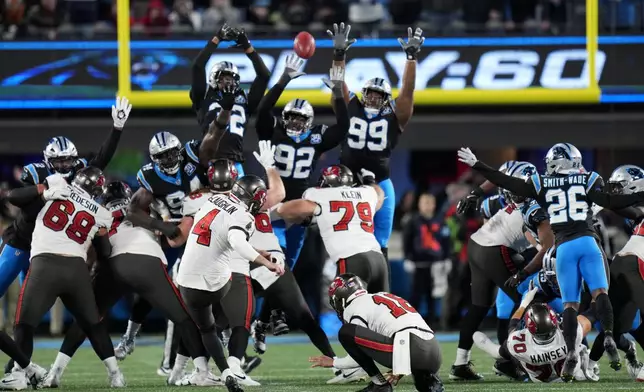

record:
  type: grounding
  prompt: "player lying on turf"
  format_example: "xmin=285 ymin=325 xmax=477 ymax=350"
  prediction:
xmin=473 ymin=286 xmax=598 ymax=383
xmin=309 ymin=274 xmax=443 ymax=392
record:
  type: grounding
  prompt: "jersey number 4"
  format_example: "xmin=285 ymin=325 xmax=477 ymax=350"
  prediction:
xmin=192 ymin=209 xmax=221 ymax=246
xmin=43 ymin=200 xmax=96 ymax=244
xmin=545 ymin=185 xmax=587 ymax=224
xmin=348 ymin=118 xmax=388 ymax=151
xmin=372 ymin=293 xmax=417 ymax=319
xmin=330 ymin=201 xmax=374 ymax=233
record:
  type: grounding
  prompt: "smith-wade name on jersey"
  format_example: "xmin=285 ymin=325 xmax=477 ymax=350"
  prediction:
xmin=209 ymin=195 xmax=238 ymax=215
xmin=69 ymin=191 xmax=99 ymax=214
xmin=543 ymin=175 xmax=587 ymax=188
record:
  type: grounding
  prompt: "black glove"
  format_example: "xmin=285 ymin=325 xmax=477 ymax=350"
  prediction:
xmin=219 ymin=85 xmax=236 ymax=110
xmin=217 ymin=23 xmax=238 ymax=42
xmin=397 ymin=27 xmax=425 ymax=61
xmin=504 ymin=269 xmax=528 ymax=290
xmin=456 ymin=187 xmax=484 ymax=215
xmin=326 ymin=22 xmax=356 ymax=61
xmin=233 ymin=28 xmax=251 ymax=50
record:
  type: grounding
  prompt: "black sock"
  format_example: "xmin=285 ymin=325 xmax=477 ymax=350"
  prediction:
xmin=458 ymin=305 xmax=490 ymax=350
xmin=85 ymin=323 xmax=115 ymax=360
xmin=200 ymin=327 xmax=229 ymax=372
xmin=299 ymin=313 xmax=335 ymax=357
xmin=228 ymin=326 xmax=249 ymax=360
xmin=259 ymin=300 xmax=271 ymax=324
xmin=59 ymin=322 xmax=88 ymax=358
xmin=589 ymin=331 xmax=605 ymax=361
xmin=595 ymin=293 xmax=614 ymax=334
xmin=130 ymin=297 xmax=153 ymax=324
xmin=563 ymin=308 xmax=579 ymax=354
xmin=381 ymin=247 xmax=389 ymax=261
xmin=0 ymin=332 xmax=30 ymax=369
xmin=630 ymin=324 xmax=644 ymax=351
xmin=497 ymin=318 xmax=510 ymax=345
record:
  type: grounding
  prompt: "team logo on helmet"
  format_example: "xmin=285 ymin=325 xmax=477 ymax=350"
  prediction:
xmin=253 ymin=188 xmax=267 ymax=206
xmin=627 ymin=167 xmax=644 ymax=179
xmin=328 ymin=277 xmax=345 ymax=297
xmin=323 ymin=166 xmax=341 ymax=178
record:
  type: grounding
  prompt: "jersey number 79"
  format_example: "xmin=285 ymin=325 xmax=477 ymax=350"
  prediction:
xmin=330 ymin=201 xmax=374 ymax=233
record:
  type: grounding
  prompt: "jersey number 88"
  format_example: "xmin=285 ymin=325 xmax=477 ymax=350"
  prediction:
xmin=348 ymin=118 xmax=388 ymax=151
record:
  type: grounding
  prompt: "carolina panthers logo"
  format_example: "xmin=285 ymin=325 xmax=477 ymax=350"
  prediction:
xmin=551 ymin=146 xmax=571 ymax=160
xmin=626 ymin=167 xmax=644 ymax=179
xmin=520 ymin=165 xmax=536 ymax=177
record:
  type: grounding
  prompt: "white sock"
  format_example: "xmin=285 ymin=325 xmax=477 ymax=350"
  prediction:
xmin=227 ymin=356 xmax=241 ymax=369
xmin=53 ymin=353 xmax=71 ymax=371
xmin=124 ymin=321 xmax=141 ymax=340
xmin=455 ymin=348 xmax=471 ymax=366
xmin=589 ymin=359 xmax=598 ymax=369
xmin=193 ymin=356 xmax=208 ymax=372
xmin=23 ymin=363 xmax=34 ymax=377
xmin=103 ymin=357 xmax=119 ymax=373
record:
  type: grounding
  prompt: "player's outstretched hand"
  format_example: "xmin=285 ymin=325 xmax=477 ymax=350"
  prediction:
xmin=284 ymin=52 xmax=306 ymax=80
xmin=358 ymin=168 xmax=376 ymax=186
xmin=269 ymin=261 xmax=285 ymax=276
xmin=456 ymin=188 xmax=483 ymax=215
xmin=520 ymin=286 xmax=539 ymax=309
xmin=384 ymin=371 xmax=403 ymax=386
xmin=112 ymin=96 xmax=132 ymax=130
xmin=322 ymin=64 xmax=345 ymax=90
xmin=326 ymin=22 xmax=357 ymax=55
xmin=217 ymin=22 xmax=238 ymax=42
xmin=44 ymin=173 xmax=68 ymax=190
xmin=253 ymin=140 xmax=276 ymax=170
xmin=398 ymin=27 xmax=425 ymax=60
xmin=232 ymin=27 xmax=251 ymax=50
xmin=504 ymin=269 xmax=528 ymax=291
xmin=308 ymin=355 xmax=334 ymax=368
xmin=219 ymin=85 xmax=236 ymax=110
xmin=457 ymin=147 xmax=478 ymax=167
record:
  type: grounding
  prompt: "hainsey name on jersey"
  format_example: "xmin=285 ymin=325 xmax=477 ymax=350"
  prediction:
xmin=177 ymin=193 xmax=254 ymax=292
xmin=303 ymin=186 xmax=381 ymax=261
xmin=470 ymin=204 xmax=530 ymax=252
xmin=340 ymin=97 xmax=401 ymax=182
xmin=31 ymin=185 xmax=112 ymax=261
xmin=199 ymin=92 xmax=248 ymax=163
xmin=137 ymin=141 xmax=208 ymax=220
xmin=508 ymin=324 xmax=584 ymax=382
xmin=107 ymin=201 xmax=167 ymax=264
xmin=343 ymin=291 xmax=433 ymax=339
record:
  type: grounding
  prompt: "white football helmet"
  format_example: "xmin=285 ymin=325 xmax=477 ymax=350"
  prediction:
xmin=282 ymin=99 xmax=314 ymax=139
xmin=149 ymin=132 xmax=183 ymax=175
xmin=43 ymin=136 xmax=78 ymax=178
xmin=207 ymin=61 xmax=240 ymax=91
xmin=544 ymin=143 xmax=583 ymax=175
xmin=607 ymin=165 xmax=644 ymax=194
xmin=502 ymin=161 xmax=537 ymax=203
xmin=361 ymin=78 xmax=392 ymax=117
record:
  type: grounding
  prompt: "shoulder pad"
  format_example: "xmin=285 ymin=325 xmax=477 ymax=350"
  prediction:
xmin=314 ymin=124 xmax=328 ymax=135
xmin=21 ymin=163 xmax=48 ymax=185
xmin=136 ymin=169 xmax=153 ymax=193
xmin=587 ymin=171 xmax=603 ymax=191
xmin=184 ymin=140 xmax=200 ymax=164
xmin=142 ymin=163 xmax=154 ymax=171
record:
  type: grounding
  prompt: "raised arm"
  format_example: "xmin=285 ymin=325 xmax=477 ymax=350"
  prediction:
xmin=253 ymin=140 xmax=285 ymax=210
xmin=327 ymin=22 xmax=355 ymax=107
xmin=198 ymin=85 xmax=236 ymax=165
xmin=234 ymin=29 xmax=270 ymax=116
xmin=317 ymin=65 xmax=350 ymax=152
xmin=394 ymin=27 xmax=425 ymax=130
xmin=85 ymin=96 xmax=132 ymax=170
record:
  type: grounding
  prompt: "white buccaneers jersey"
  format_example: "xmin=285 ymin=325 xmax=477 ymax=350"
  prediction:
xmin=303 ymin=186 xmax=381 ymax=261
xmin=470 ymin=204 xmax=530 ymax=252
xmin=31 ymin=185 xmax=112 ymax=261
xmin=617 ymin=218 xmax=644 ymax=260
xmin=177 ymin=193 xmax=255 ymax=292
xmin=107 ymin=201 xmax=167 ymax=264
xmin=343 ymin=292 xmax=434 ymax=339
xmin=508 ymin=324 xmax=584 ymax=382
xmin=229 ymin=207 xmax=283 ymax=276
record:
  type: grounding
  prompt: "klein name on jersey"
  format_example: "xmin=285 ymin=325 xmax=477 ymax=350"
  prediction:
xmin=70 ymin=191 xmax=99 ymax=214
xmin=341 ymin=190 xmax=363 ymax=200
xmin=529 ymin=345 xmax=567 ymax=364
xmin=209 ymin=196 xmax=238 ymax=215
xmin=543 ymin=175 xmax=587 ymax=188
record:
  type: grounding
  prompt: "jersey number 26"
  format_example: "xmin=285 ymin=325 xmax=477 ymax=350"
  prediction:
xmin=545 ymin=185 xmax=587 ymax=225
xmin=348 ymin=118 xmax=388 ymax=151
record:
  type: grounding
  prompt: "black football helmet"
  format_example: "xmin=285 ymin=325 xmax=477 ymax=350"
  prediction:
xmin=328 ymin=273 xmax=367 ymax=318
xmin=102 ymin=181 xmax=132 ymax=206
xmin=230 ymin=175 xmax=267 ymax=215
xmin=208 ymin=159 xmax=239 ymax=192
xmin=319 ymin=164 xmax=353 ymax=188
xmin=524 ymin=303 xmax=559 ymax=344
xmin=72 ymin=167 xmax=106 ymax=198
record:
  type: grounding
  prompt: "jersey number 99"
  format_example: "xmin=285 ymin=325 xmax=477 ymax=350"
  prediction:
xmin=208 ymin=102 xmax=246 ymax=137
xmin=275 ymin=145 xmax=315 ymax=179
xmin=348 ymin=118 xmax=388 ymax=151
xmin=545 ymin=185 xmax=587 ymax=225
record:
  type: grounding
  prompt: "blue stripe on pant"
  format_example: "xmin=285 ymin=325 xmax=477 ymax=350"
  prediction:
xmin=495 ymin=273 xmax=564 ymax=319
xmin=374 ymin=179 xmax=395 ymax=249
xmin=272 ymin=220 xmax=306 ymax=269
xmin=0 ymin=240 xmax=30 ymax=296
xmin=556 ymin=236 xmax=607 ymax=303
xmin=234 ymin=162 xmax=245 ymax=177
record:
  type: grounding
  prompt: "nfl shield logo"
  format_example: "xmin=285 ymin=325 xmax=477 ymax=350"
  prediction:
xmin=311 ymin=134 xmax=322 ymax=144
xmin=235 ymin=95 xmax=246 ymax=104
xmin=184 ymin=163 xmax=196 ymax=176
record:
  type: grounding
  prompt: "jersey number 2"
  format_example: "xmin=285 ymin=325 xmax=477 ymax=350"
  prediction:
xmin=372 ymin=293 xmax=417 ymax=319
xmin=208 ymin=103 xmax=246 ymax=137
xmin=348 ymin=118 xmax=388 ymax=151
xmin=330 ymin=201 xmax=374 ymax=233
xmin=192 ymin=209 xmax=221 ymax=246
xmin=545 ymin=185 xmax=587 ymax=224
xmin=42 ymin=200 xmax=96 ymax=244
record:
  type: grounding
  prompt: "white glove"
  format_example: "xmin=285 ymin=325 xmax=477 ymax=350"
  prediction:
xmin=253 ymin=140 xmax=276 ymax=170
xmin=284 ymin=53 xmax=306 ymax=80
xmin=520 ymin=286 xmax=539 ymax=309
xmin=358 ymin=168 xmax=376 ymax=184
xmin=322 ymin=65 xmax=345 ymax=90
xmin=44 ymin=173 xmax=68 ymax=190
xmin=43 ymin=186 xmax=70 ymax=201
xmin=112 ymin=96 xmax=133 ymax=130
xmin=457 ymin=147 xmax=478 ymax=167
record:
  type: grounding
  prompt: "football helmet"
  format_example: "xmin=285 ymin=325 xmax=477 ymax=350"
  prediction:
xmin=282 ymin=99 xmax=314 ymax=139
xmin=208 ymin=159 xmax=238 ymax=192
xmin=102 ymin=181 xmax=132 ymax=207
xmin=72 ymin=167 xmax=106 ymax=198
xmin=328 ymin=273 xmax=367 ymax=318
xmin=230 ymin=175 xmax=267 ymax=215
xmin=319 ymin=165 xmax=353 ymax=188
xmin=607 ymin=165 xmax=644 ymax=194
xmin=149 ymin=132 xmax=183 ymax=175
xmin=361 ymin=78 xmax=392 ymax=116
xmin=524 ymin=303 xmax=559 ymax=344
xmin=544 ymin=143 xmax=583 ymax=175
xmin=43 ymin=137 xmax=78 ymax=178
xmin=502 ymin=161 xmax=537 ymax=204
xmin=207 ymin=61 xmax=240 ymax=91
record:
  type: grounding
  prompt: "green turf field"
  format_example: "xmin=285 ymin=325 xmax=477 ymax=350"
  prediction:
xmin=5 ymin=337 xmax=644 ymax=391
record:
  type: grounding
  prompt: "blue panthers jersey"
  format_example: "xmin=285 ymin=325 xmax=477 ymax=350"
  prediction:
xmin=480 ymin=194 xmax=506 ymax=219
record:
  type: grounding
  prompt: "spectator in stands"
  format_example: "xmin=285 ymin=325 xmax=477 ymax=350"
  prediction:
xmin=348 ymin=0 xmax=387 ymax=38
xmin=137 ymin=0 xmax=170 ymax=36
xmin=201 ymin=0 xmax=241 ymax=32
xmin=421 ymin=0 xmax=463 ymax=33
xmin=1 ymin=0 xmax=25 ymax=39
xmin=389 ymin=0 xmax=421 ymax=26
xmin=25 ymin=0 xmax=65 ymax=39
xmin=169 ymin=0 xmax=201 ymax=32
xmin=394 ymin=190 xmax=416 ymax=231
xmin=247 ymin=0 xmax=273 ymax=28
xmin=67 ymin=0 xmax=98 ymax=37
xmin=312 ymin=0 xmax=344 ymax=27
xmin=404 ymin=193 xmax=452 ymax=324
xmin=279 ymin=0 xmax=313 ymax=27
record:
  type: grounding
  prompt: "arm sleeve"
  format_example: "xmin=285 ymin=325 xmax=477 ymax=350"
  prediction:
xmin=472 ymin=161 xmax=538 ymax=198
xmin=86 ymin=127 xmax=122 ymax=170
xmin=588 ymin=188 xmax=644 ymax=210
xmin=127 ymin=210 xmax=181 ymax=238
xmin=317 ymin=86 xmax=350 ymax=153
xmin=190 ymin=40 xmax=219 ymax=112
xmin=612 ymin=206 xmax=644 ymax=221
xmin=245 ymin=50 xmax=270 ymax=116
xmin=20 ymin=165 xmax=39 ymax=186
xmin=255 ymin=77 xmax=288 ymax=140
xmin=228 ymin=228 xmax=260 ymax=261
xmin=6 ymin=186 xmax=42 ymax=207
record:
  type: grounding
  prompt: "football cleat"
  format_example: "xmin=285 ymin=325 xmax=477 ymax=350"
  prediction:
xmin=228 ymin=361 xmax=260 ymax=386
xmin=176 ymin=369 xmax=223 ymax=386
xmin=624 ymin=339 xmax=643 ymax=379
xmin=579 ymin=346 xmax=599 ymax=382
xmin=603 ymin=335 xmax=622 ymax=371
xmin=449 ymin=362 xmax=483 ymax=381
xmin=156 ymin=365 xmax=171 ymax=377
xmin=561 ymin=351 xmax=579 ymax=382
xmin=24 ymin=363 xmax=47 ymax=388
xmin=326 ymin=367 xmax=368 ymax=384
xmin=114 ymin=335 xmax=135 ymax=361
xmin=493 ymin=359 xmax=524 ymax=381
xmin=251 ymin=321 xmax=268 ymax=354
xmin=241 ymin=356 xmax=262 ymax=375
xmin=221 ymin=370 xmax=244 ymax=392
xmin=0 ymin=371 xmax=28 ymax=390
xmin=108 ymin=370 xmax=126 ymax=388
xmin=270 ymin=310 xmax=289 ymax=336
xmin=166 ymin=362 xmax=187 ymax=386
xmin=42 ymin=365 xmax=64 ymax=388
xmin=356 ymin=381 xmax=393 ymax=392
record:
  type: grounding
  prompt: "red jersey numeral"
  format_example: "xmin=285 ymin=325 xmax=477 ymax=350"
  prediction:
xmin=255 ymin=212 xmax=273 ymax=233
xmin=42 ymin=200 xmax=96 ymax=244
xmin=192 ymin=209 xmax=220 ymax=246
xmin=372 ymin=293 xmax=417 ymax=319
xmin=523 ymin=359 xmax=565 ymax=382
xmin=189 ymin=191 xmax=203 ymax=200
xmin=109 ymin=209 xmax=125 ymax=236
xmin=511 ymin=332 xmax=527 ymax=353
xmin=329 ymin=201 xmax=374 ymax=233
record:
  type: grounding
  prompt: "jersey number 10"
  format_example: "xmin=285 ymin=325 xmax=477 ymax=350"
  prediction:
xmin=348 ymin=118 xmax=388 ymax=151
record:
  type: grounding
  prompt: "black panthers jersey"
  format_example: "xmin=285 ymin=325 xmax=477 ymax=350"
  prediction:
xmin=479 ymin=194 xmax=507 ymax=219
xmin=2 ymin=159 xmax=90 ymax=250
xmin=198 ymin=89 xmax=249 ymax=163
xmin=535 ymin=270 xmax=561 ymax=299
xmin=521 ymin=199 xmax=549 ymax=239
xmin=136 ymin=141 xmax=208 ymax=220
xmin=340 ymin=96 xmax=401 ymax=182
xmin=529 ymin=172 xmax=600 ymax=245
